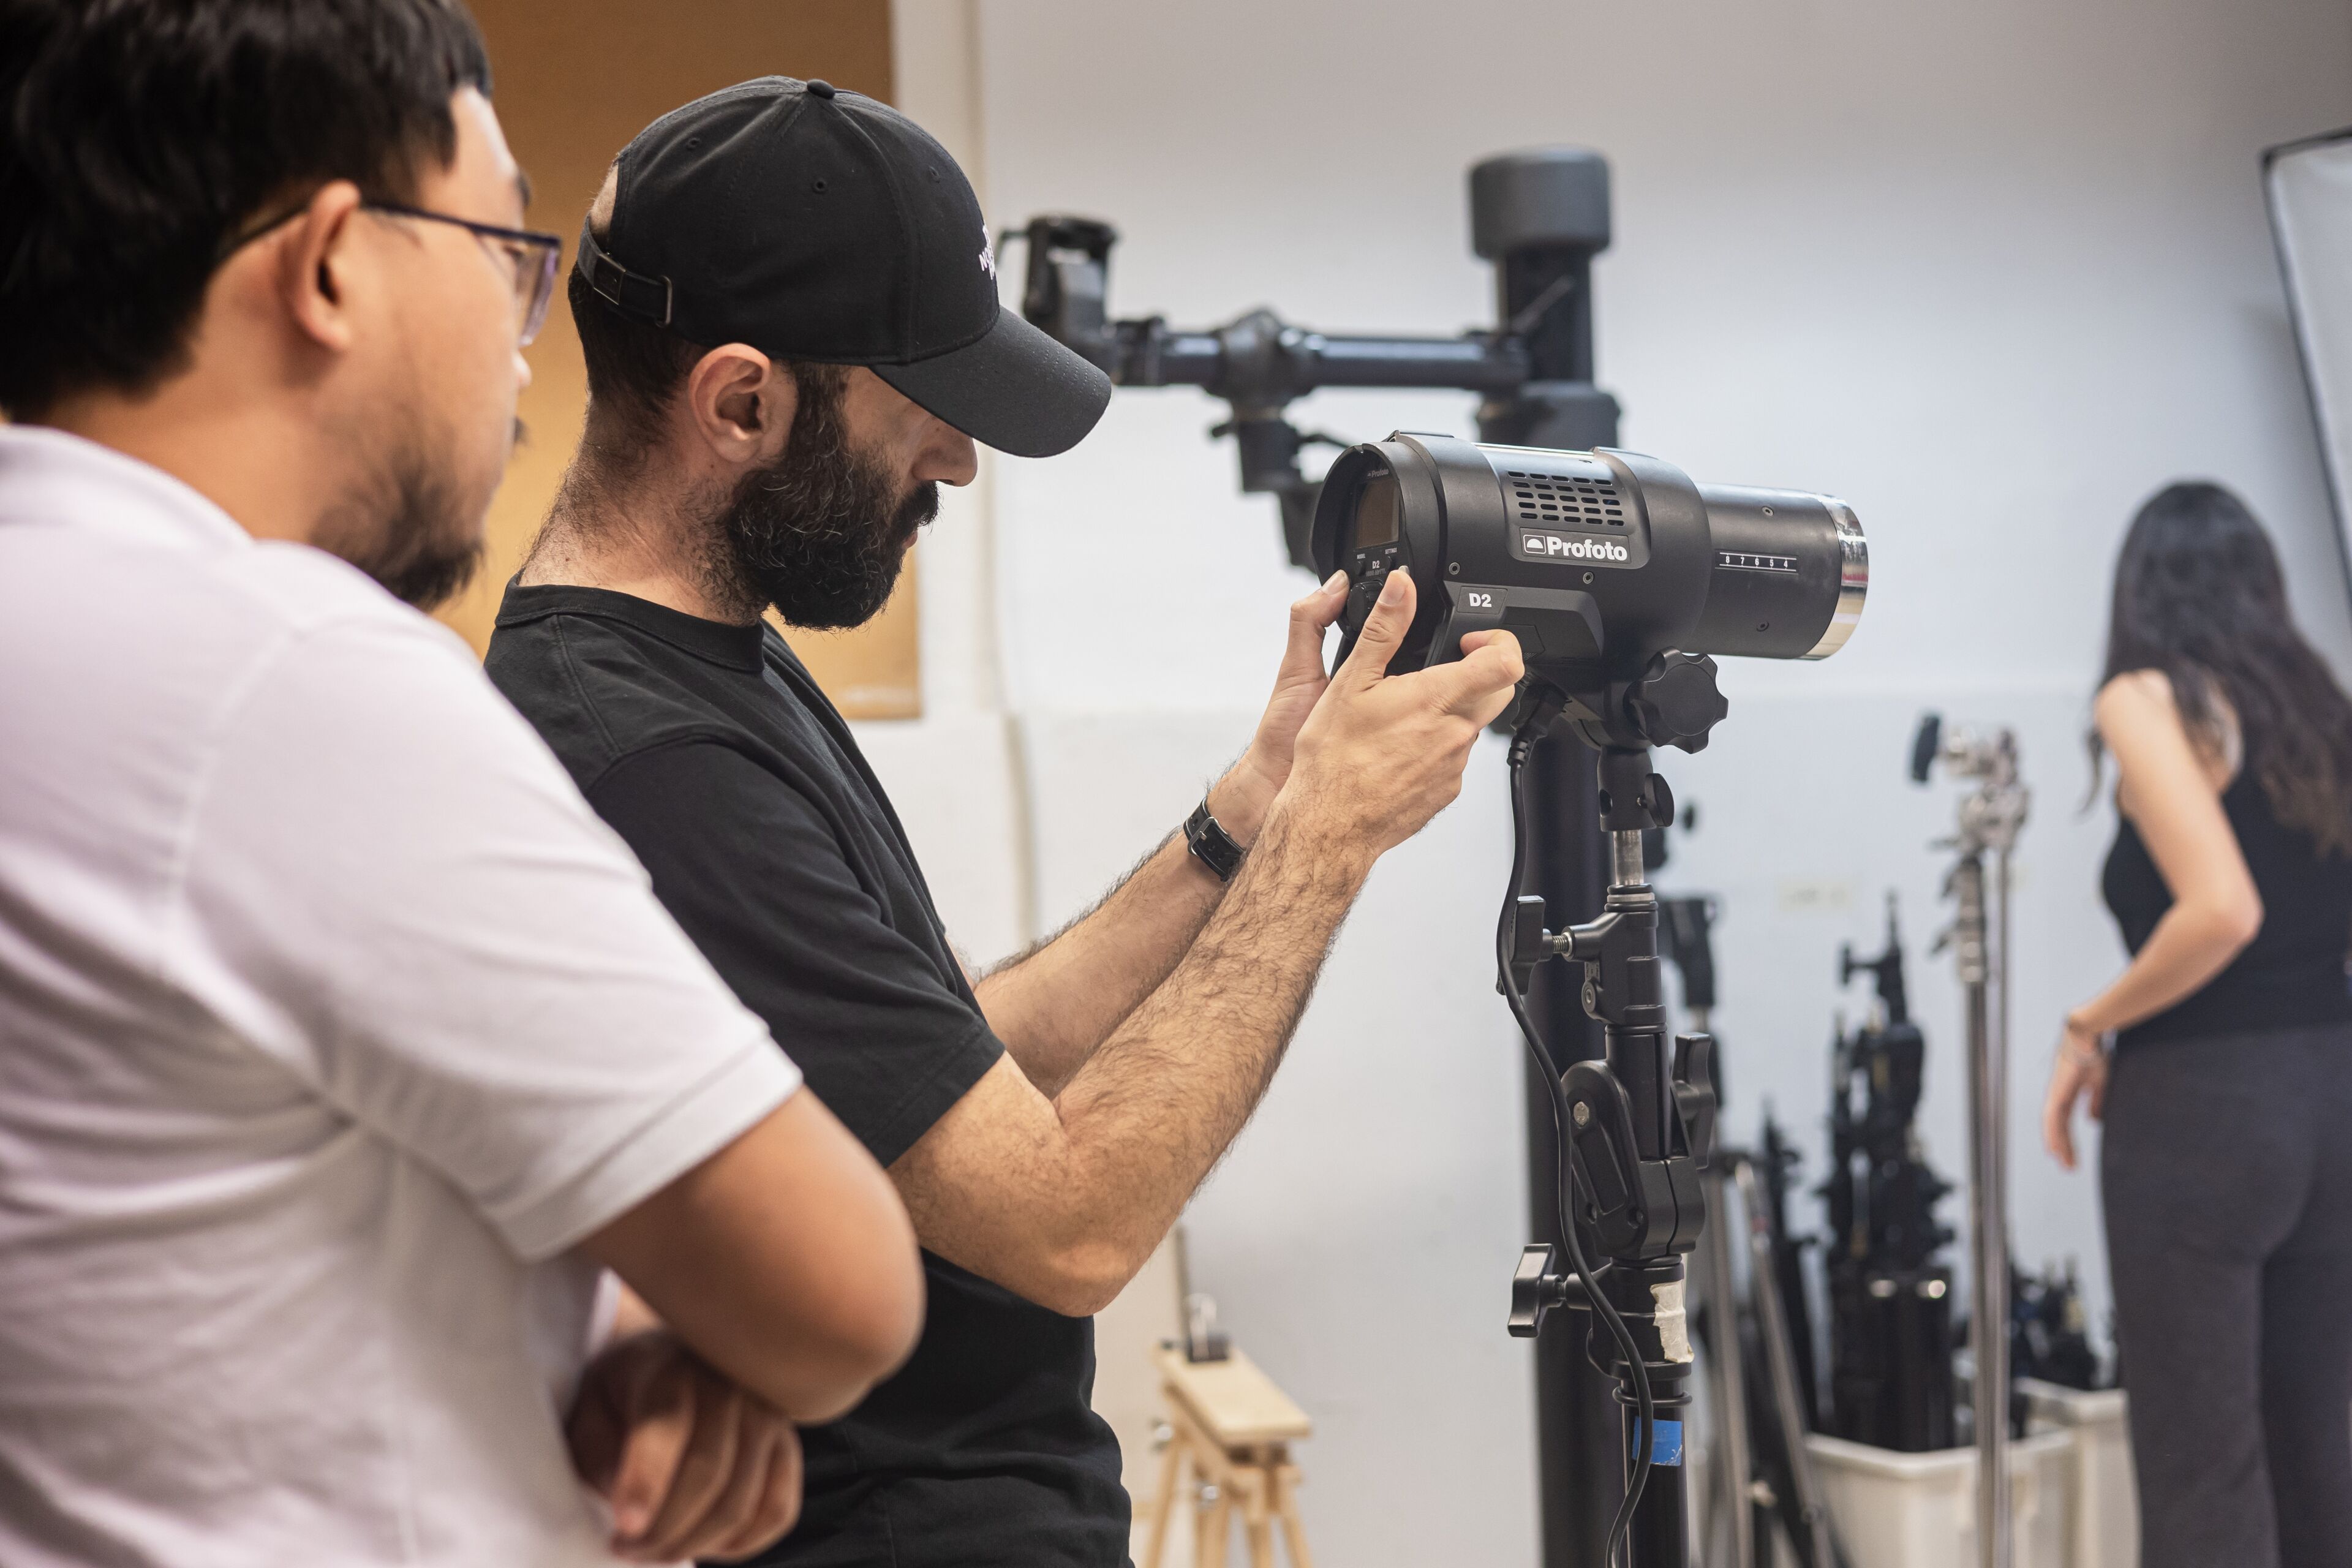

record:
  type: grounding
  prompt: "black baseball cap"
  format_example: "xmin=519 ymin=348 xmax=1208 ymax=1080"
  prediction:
xmin=576 ymin=77 xmax=1110 ymax=459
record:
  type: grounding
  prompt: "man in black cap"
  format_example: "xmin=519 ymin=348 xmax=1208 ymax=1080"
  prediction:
xmin=486 ymin=77 xmax=1523 ymax=1567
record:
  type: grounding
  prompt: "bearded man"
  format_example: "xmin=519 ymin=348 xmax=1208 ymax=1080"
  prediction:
xmin=486 ymin=77 xmax=1525 ymax=1568
xmin=0 ymin=11 xmax=924 ymax=1567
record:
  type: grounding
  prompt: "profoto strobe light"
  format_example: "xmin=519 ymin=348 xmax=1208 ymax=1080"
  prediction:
xmin=1313 ymin=434 xmax=1866 ymax=739
xmin=1338 ymin=433 xmax=1868 ymax=1568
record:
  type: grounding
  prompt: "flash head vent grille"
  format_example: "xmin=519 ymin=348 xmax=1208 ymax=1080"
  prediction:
xmin=1507 ymin=471 xmax=1626 ymax=527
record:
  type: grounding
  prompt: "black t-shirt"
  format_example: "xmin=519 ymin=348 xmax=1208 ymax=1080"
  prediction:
xmin=484 ymin=583 xmax=1128 ymax=1568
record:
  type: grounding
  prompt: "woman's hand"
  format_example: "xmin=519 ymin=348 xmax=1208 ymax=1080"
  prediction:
xmin=2041 ymin=1018 xmax=2109 ymax=1172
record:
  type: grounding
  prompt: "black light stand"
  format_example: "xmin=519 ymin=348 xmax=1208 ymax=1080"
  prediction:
xmin=1821 ymin=900 xmax=1960 ymax=1455
xmin=1474 ymin=152 xmax=1633 ymax=1568
xmin=1015 ymin=149 xmax=1629 ymax=1568
xmin=1502 ymin=660 xmax=1735 ymax=1568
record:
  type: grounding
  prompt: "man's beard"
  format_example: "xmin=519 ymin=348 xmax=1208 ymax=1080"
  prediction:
xmin=704 ymin=369 xmax=938 ymax=629
xmin=312 ymin=418 xmax=498 ymax=612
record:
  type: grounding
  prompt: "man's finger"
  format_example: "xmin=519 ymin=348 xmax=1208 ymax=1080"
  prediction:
xmin=605 ymin=1376 xmax=693 ymax=1544
xmin=565 ymin=1379 xmax=628 ymax=1494
xmin=633 ymin=1381 xmax=743 ymax=1560
xmin=665 ymin=1410 xmax=773 ymax=1561
xmin=1278 ymin=571 xmax=1349 ymax=682
xmin=1423 ymin=633 xmax=1526 ymax=717
xmin=706 ymin=1420 xmax=799 ymax=1561
xmin=1336 ymin=568 xmax=1415 ymax=685
xmin=713 ymin=1419 xmax=805 ymax=1559
xmin=1296 ymin=570 xmax=1348 ymax=629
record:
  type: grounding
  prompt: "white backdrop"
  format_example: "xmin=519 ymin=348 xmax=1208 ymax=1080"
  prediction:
xmin=874 ymin=2 xmax=2352 ymax=1564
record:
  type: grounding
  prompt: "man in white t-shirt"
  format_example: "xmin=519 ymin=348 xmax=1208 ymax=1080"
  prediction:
xmin=0 ymin=4 xmax=923 ymax=1564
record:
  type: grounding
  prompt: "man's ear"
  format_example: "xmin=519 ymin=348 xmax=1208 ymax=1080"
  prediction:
xmin=687 ymin=345 xmax=798 ymax=470
xmin=273 ymin=180 xmax=367 ymax=355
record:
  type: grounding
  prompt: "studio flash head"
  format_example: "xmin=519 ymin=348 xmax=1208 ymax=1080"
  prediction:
xmin=1311 ymin=433 xmax=1868 ymax=750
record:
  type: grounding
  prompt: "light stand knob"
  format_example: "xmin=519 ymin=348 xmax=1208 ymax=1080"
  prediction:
xmin=1508 ymin=1243 xmax=1589 ymax=1338
xmin=1627 ymin=651 xmax=1728 ymax=753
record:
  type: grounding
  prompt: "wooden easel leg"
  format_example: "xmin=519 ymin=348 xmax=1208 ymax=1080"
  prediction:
xmin=1272 ymin=1463 xmax=1313 ymax=1568
xmin=1143 ymin=1436 xmax=1184 ymax=1568
xmin=1197 ymin=1481 xmax=1231 ymax=1568
xmin=1244 ymin=1469 xmax=1276 ymax=1568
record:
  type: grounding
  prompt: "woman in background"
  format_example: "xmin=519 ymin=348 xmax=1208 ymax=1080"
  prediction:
xmin=2045 ymin=481 xmax=2352 ymax=1568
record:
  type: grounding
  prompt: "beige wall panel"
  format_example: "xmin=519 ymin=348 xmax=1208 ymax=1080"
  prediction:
xmin=443 ymin=0 xmax=919 ymax=717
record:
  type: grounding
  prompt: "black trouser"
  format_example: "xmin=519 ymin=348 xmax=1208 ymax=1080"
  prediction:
xmin=2101 ymin=1022 xmax=2352 ymax=1568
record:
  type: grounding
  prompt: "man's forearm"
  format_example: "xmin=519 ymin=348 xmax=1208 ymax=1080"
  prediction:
xmin=974 ymin=764 xmax=1270 ymax=1095
xmin=893 ymin=582 xmax=1518 ymax=1317
xmin=1036 ymin=802 xmax=1371 ymax=1297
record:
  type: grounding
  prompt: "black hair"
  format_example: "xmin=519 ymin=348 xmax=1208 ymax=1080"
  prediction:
xmin=566 ymin=208 xmax=843 ymax=474
xmin=567 ymin=258 xmax=702 ymax=471
xmin=0 ymin=0 xmax=492 ymax=417
xmin=2094 ymin=481 xmax=2352 ymax=856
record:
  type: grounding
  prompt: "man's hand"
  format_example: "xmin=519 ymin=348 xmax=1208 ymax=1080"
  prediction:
xmin=1208 ymin=570 xmax=1352 ymax=843
xmin=567 ymin=1330 xmax=805 ymax=1565
xmin=1276 ymin=567 xmax=1524 ymax=862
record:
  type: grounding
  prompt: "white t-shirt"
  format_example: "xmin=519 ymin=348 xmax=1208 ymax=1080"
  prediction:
xmin=0 ymin=426 xmax=802 ymax=1566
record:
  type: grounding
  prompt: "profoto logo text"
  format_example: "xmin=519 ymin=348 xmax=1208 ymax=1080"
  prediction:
xmin=1523 ymin=531 xmax=1631 ymax=564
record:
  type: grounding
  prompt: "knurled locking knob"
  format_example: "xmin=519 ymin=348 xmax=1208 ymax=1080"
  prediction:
xmin=1509 ymin=1244 xmax=1567 ymax=1338
xmin=1629 ymin=651 xmax=1728 ymax=753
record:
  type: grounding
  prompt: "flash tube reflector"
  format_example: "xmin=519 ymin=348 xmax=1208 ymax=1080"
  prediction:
xmin=1311 ymin=433 xmax=1868 ymax=679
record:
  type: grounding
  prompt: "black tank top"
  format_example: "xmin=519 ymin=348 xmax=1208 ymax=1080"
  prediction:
xmin=2101 ymin=770 xmax=2352 ymax=1048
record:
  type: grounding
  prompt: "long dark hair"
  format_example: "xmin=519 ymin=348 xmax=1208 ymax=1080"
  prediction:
xmin=2094 ymin=481 xmax=2352 ymax=856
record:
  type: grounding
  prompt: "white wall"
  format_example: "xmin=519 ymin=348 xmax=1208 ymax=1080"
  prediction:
xmin=880 ymin=3 xmax=2352 ymax=1564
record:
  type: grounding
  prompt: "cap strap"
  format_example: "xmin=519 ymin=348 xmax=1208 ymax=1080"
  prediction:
xmin=575 ymin=221 xmax=674 ymax=329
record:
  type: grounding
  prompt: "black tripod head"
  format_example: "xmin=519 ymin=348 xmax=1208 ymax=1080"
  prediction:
xmin=1011 ymin=150 xmax=1617 ymax=568
xmin=1839 ymin=894 xmax=1912 ymax=1028
xmin=1658 ymin=895 xmax=1719 ymax=1021
xmin=1831 ymin=899 xmax=1931 ymax=1170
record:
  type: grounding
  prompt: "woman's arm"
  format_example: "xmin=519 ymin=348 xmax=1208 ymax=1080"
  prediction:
xmin=2069 ymin=670 xmax=2264 ymax=1037
xmin=2045 ymin=669 xmax=2263 ymax=1169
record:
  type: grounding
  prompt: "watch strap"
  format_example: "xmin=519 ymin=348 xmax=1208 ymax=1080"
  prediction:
xmin=1183 ymin=799 xmax=1247 ymax=883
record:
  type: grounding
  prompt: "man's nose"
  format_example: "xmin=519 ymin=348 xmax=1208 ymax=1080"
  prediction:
xmin=919 ymin=427 xmax=978 ymax=488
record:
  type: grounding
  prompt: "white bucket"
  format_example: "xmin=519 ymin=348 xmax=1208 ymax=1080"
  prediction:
xmin=2019 ymin=1378 xmax=2135 ymax=1568
xmin=1805 ymin=1428 xmax=2074 ymax=1568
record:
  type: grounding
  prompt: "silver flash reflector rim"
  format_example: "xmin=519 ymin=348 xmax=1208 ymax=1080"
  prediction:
xmin=1803 ymin=499 xmax=1869 ymax=659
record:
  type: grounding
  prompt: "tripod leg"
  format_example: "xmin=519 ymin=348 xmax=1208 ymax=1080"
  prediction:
xmin=1144 ymin=1435 xmax=1184 ymax=1568
xmin=1197 ymin=1482 xmax=1231 ymax=1568
xmin=1242 ymin=1467 xmax=1275 ymax=1568
xmin=1698 ymin=1161 xmax=1757 ymax=1568
xmin=1274 ymin=1464 xmax=1314 ymax=1568
xmin=1735 ymin=1159 xmax=1839 ymax=1568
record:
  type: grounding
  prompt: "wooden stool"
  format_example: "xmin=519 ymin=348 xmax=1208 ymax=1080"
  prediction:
xmin=1140 ymin=1344 xmax=1314 ymax=1568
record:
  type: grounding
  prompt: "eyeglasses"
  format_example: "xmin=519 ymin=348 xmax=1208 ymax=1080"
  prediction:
xmin=221 ymin=196 xmax=564 ymax=346
xmin=361 ymin=202 xmax=562 ymax=346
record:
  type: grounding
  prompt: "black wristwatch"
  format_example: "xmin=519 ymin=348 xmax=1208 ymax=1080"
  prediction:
xmin=1183 ymin=799 xmax=1248 ymax=883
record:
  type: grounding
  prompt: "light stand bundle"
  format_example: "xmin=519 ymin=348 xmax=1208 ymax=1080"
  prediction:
xmin=1822 ymin=900 xmax=1959 ymax=1455
xmin=1912 ymin=715 xmax=2030 ymax=1568
xmin=1662 ymin=898 xmax=1839 ymax=1568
